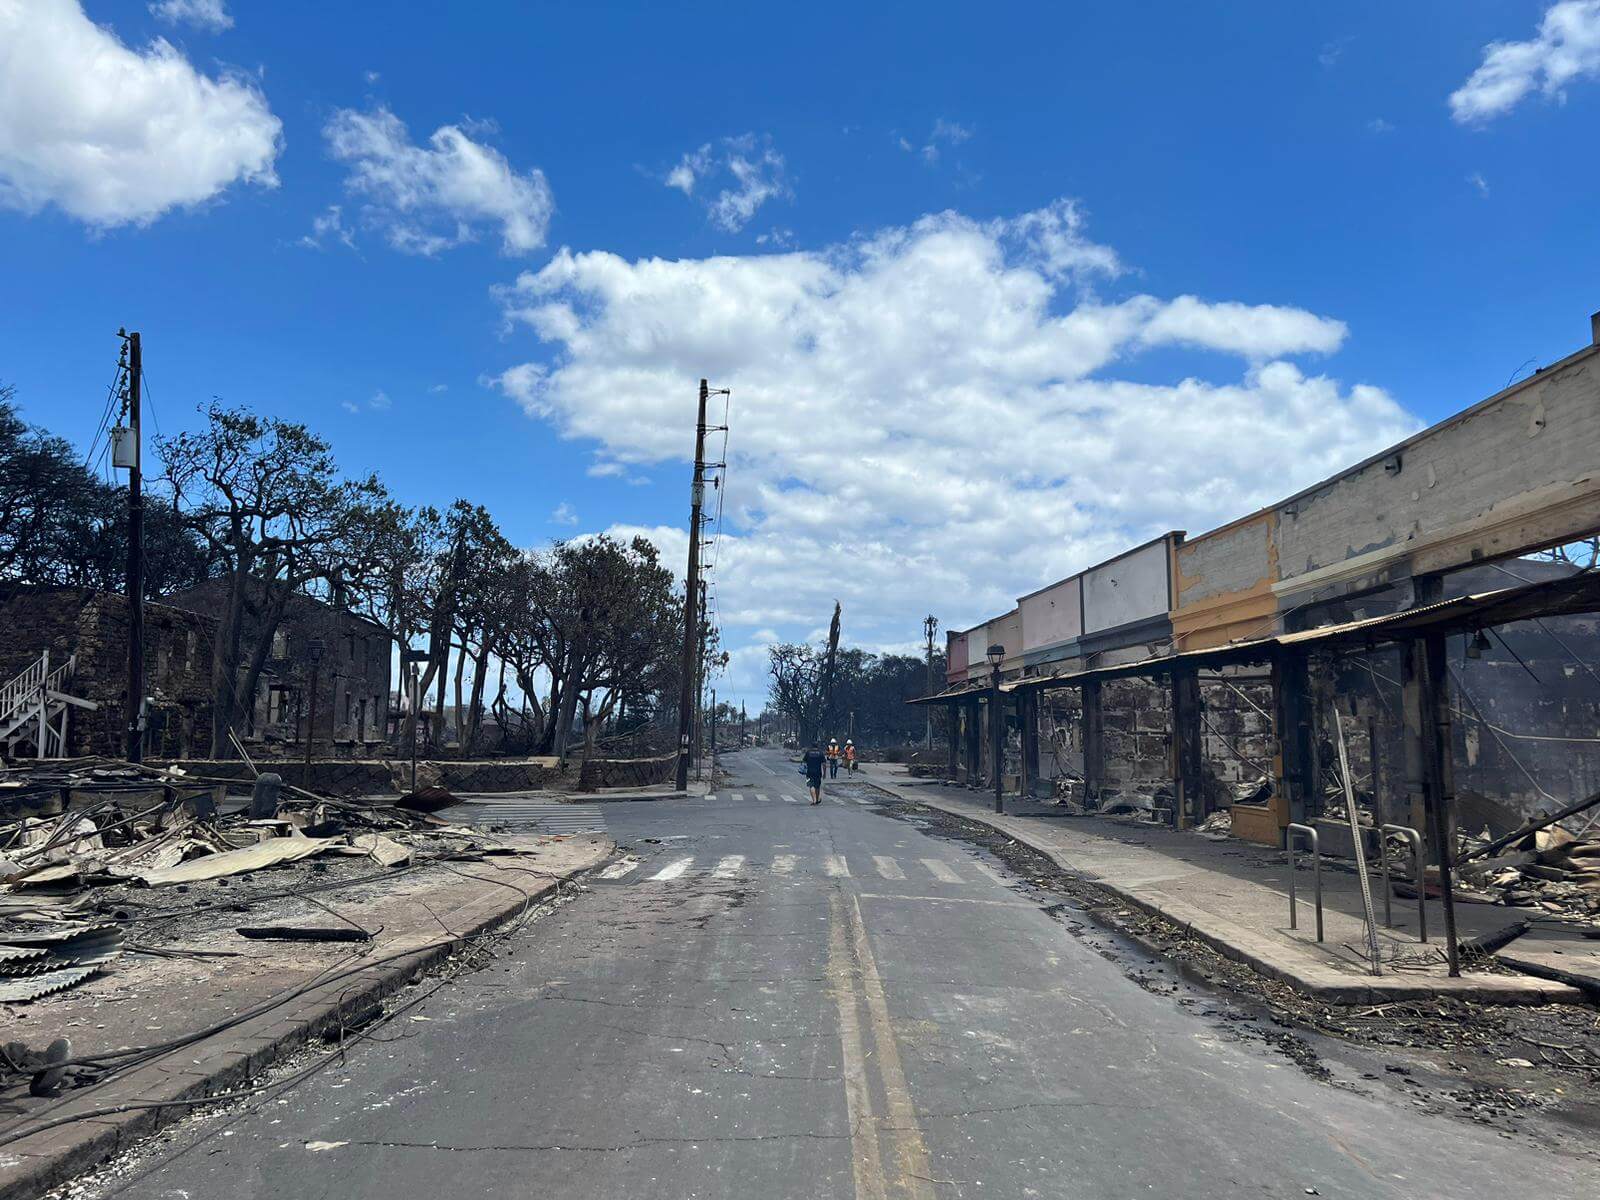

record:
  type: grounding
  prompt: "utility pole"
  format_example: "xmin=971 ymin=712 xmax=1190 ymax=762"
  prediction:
xmin=693 ymin=577 xmax=709 ymax=778
xmin=923 ymin=615 xmax=938 ymax=751
xmin=675 ymin=380 xmax=710 ymax=790
xmin=710 ymin=688 xmax=717 ymax=769
xmin=118 ymin=331 xmax=145 ymax=764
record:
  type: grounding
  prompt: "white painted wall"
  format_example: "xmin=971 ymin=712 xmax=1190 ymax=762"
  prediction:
xmin=1082 ymin=540 xmax=1170 ymax=634
xmin=1021 ymin=577 xmax=1081 ymax=652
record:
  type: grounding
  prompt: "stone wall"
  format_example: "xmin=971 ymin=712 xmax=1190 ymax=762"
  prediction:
xmin=150 ymin=758 xmax=396 ymax=797
xmin=1199 ymin=676 xmax=1274 ymax=802
xmin=429 ymin=758 xmax=561 ymax=793
xmin=578 ymin=752 xmax=678 ymax=792
xmin=1098 ymin=676 xmax=1171 ymax=795
xmin=1031 ymin=671 xmax=1272 ymax=809
xmin=151 ymin=756 xmax=565 ymax=797
xmin=0 ymin=587 xmax=215 ymax=759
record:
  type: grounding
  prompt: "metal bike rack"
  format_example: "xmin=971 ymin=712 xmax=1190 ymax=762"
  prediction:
xmin=1379 ymin=823 xmax=1427 ymax=943
xmin=1285 ymin=822 xmax=1323 ymax=942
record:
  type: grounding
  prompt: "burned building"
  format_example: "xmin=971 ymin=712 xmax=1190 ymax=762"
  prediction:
xmin=0 ymin=586 xmax=214 ymax=759
xmin=0 ymin=584 xmax=390 ymax=761
xmin=164 ymin=583 xmax=391 ymax=754
xmin=914 ymin=310 xmax=1600 ymax=849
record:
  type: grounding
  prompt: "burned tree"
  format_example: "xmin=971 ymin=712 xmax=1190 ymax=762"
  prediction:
xmin=159 ymin=405 xmax=381 ymax=757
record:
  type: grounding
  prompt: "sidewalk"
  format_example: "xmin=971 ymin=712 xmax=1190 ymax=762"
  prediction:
xmin=860 ymin=764 xmax=1583 ymax=1005
xmin=0 ymin=833 xmax=612 ymax=1200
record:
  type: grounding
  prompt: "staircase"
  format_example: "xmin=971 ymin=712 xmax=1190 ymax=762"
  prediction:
xmin=0 ymin=650 xmax=96 ymax=759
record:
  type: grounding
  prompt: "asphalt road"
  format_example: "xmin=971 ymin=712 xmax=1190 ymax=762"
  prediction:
xmin=77 ymin=748 xmax=1592 ymax=1199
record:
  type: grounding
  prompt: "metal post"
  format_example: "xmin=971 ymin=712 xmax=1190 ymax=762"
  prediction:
xmin=1286 ymin=822 xmax=1323 ymax=942
xmin=1418 ymin=634 xmax=1461 ymax=975
xmin=923 ymin=615 xmax=938 ymax=751
xmin=675 ymin=379 xmax=710 ymax=791
xmin=992 ymin=664 xmax=1004 ymax=814
xmin=1332 ymin=705 xmax=1381 ymax=975
xmin=1381 ymin=824 xmax=1427 ymax=942
xmin=122 ymin=330 xmax=145 ymax=764
xmin=710 ymin=687 xmax=717 ymax=769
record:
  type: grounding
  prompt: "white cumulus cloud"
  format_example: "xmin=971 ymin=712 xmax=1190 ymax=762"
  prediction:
xmin=323 ymin=106 xmax=554 ymax=255
xmin=663 ymin=134 xmax=789 ymax=232
xmin=149 ymin=0 xmax=232 ymax=31
xmin=1450 ymin=0 xmax=1600 ymax=124
xmin=490 ymin=200 xmax=1417 ymax=684
xmin=0 ymin=0 xmax=280 ymax=227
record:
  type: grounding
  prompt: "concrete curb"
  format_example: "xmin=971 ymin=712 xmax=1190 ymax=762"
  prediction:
xmin=863 ymin=776 xmax=1583 ymax=1007
xmin=0 ymin=846 xmax=611 ymax=1200
xmin=584 ymin=786 xmax=707 ymax=803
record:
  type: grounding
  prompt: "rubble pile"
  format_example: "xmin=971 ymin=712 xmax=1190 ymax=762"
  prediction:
xmin=0 ymin=756 xmax=524 ymax=1003
xmin=1457 ymin=825 xmax=1600 ymax=920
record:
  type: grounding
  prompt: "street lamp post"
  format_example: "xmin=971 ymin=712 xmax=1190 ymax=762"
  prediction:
xmin=987 ymin=643 xmax=1005 ymax=813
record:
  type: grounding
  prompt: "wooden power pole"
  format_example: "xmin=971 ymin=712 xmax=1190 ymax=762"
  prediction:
xmin=674 ymin=379 xmax=710 ymax=790
xmin=923 ymin=614 xmax=938 ymax=750
xmin=120 ymin=331 xmax=145 ymax=763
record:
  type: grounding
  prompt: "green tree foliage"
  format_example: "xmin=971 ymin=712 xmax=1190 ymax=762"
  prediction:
xmin=0 ymin=388 xmax=206 ymax=597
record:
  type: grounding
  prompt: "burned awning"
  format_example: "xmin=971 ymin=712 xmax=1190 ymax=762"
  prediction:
xmin=904 ymin=682 xmax=992 ymax=707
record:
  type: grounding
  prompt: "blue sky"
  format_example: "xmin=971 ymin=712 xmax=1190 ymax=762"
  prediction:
xmin=3 ymin=1 xmax=1598 ymax=707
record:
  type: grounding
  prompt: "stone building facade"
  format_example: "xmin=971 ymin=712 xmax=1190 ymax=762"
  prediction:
xmin=165 ymin=583 xmax=391 ymax=755
xmin=0 ymin=586 xmax=214 ymax=758
xmin=0 ymin=584 xmax=391 ymax=760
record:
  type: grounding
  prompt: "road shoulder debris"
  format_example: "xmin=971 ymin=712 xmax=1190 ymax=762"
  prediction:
xmin=0 ymin=756 xmax=611 ymax=1200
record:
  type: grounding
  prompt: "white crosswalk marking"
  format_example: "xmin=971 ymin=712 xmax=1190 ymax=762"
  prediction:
xmin=972 ymin=861 xmax=1011 ymax=886
xmin=598 ymin=856 xmax=640 ymax=880
xmin=772 ymin=854 xmax=798 ymax=875
xmin=922 ymin=858 xmax=963 ymax=884
xmin=823 ymin=855 xmax=850 ymax=878
xmin=712 ymin=855 xmax=745 ymax=879
xmin=782 ymin=794 xmax=800 ymax=803
xmin=753 ymin=792 xmax=770 ymax=803
xmin=729 ymin=792 xmax=743 ymax=803
xmin=872 ymin=856 xmax=905 ymax=880
xmin=706 ymin=794 xmax=718 ymax=801
xmin=650 ymin=856 xmax=694 ymax=882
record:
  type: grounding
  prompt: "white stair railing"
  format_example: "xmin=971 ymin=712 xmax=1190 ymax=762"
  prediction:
xmin=0 ymin=651 xmax=49 ymax=727
xmin=0 ymin=651 xmax=79 ymax=756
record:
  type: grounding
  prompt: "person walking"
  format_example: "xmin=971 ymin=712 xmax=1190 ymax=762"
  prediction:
xmin=827 ymin=738 xmax=841 ymax=779
xmin=844 ymin=739 xmax=857 ymax=773
xmin=802 ymin=740 xmax=827 ymax=804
